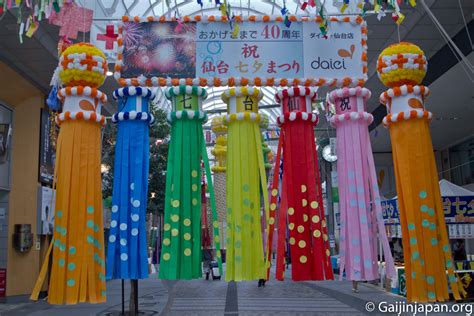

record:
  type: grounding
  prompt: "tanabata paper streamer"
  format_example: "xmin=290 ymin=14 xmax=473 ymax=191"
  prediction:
xmin=31 ymin=43 xmax=108 ymax=304
xmin=377 ymin=42 xmax=461 ymax=302
xmin=328 ymin=87 xmax=395 ymax=282
xmin=159 ymin=85 xmax=222 ymax=280
xmin=106 ymin=86 xmax=156 ymax=280
xmin=211 ymin=117 xmax=228 ymax=245
xmin=259 ymin=114 xmax=273 ymax=171
xmin=222 ymin=87 xmax=269 ymax=281
xmin=266 ymin=87 xmax=333 ymax=281
xmin=48 ymin=2 xmax=93 ymax=40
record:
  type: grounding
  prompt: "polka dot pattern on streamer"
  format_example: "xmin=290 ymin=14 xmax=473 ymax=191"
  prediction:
xmin=109 ymin=235 xmax=116 ymax=243
xmin=271 ymin=189 xmax=278 ymax=196
xmin=112 ymin=205 xmax=118 ymax=213
xmin=120 ymin=239 xmax=127 ymax=246
xmin=300 ymin=256 xmax=307 ymax=263
xmin=131 ymin=214 xmax=139 ymax=222
xmin=130 ymin=183 xmax=135 ymax=190
xmin=163 ymin=253 xmax=170 ymax=261
xmin=68 ymin=263 xmax=76 ymax=271
xmin=131 ymin=228 xmax=138 ymax=236
xmin=67 ymin=279 xmax=75 ymax=287
xmin=301 ymin=185 xmax=307 ymax=193
xmin=132 ymin=200 xmax=140 ymax=208
xmin=120 ymin=223 xmax=127 ymax=230
xmin=110 ymin=220 xmax=117 ymax=228
xmin=121 ymin=253 xmax=128 ymax=261
xmin=288 ymin=208 xmax=295 ymax=215
xmin=419 ymin=191 xmax=427 ymax=199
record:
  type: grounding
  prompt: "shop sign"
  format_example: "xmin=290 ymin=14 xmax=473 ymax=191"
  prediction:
xmin=0 ymin=268 xmax=6 ymax=297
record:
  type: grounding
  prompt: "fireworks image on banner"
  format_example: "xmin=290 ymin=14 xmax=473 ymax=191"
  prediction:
xmin=122 ymin=22 xmax=196 ymax=78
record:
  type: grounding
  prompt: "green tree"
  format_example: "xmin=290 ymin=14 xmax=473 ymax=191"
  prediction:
xmin=101 ymin=106 xmax=170 ymax=215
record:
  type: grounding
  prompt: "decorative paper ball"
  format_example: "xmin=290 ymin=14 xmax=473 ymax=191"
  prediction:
xmin=211 ymin=116 xmax=227 ymax=133
xmin=59 ymin=43 xmax=108 ymax=88
xmin=377 ymin=42 xmax=427 ymax=87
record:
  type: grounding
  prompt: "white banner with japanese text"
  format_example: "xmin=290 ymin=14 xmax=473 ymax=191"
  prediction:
xmin=115 ymin=15 xmax=367 ymax=87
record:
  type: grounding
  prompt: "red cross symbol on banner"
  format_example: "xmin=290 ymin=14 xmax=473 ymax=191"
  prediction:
xmin=96 ymin=25 xmax=118 ymax=50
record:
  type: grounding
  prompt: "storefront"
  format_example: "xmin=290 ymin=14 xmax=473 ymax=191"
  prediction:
xmin=0 ymin=60 xmax=47 ymax=300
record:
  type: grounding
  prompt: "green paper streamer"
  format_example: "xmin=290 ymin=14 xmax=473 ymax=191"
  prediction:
xmin=159 ymin=88 xmax=221 ymax=280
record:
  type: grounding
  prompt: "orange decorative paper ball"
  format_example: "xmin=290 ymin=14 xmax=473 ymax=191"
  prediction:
xmin=377 ymin=42 xmax=427 ymax=87
xmin=59 ymin=43 xmax=108 ymax=88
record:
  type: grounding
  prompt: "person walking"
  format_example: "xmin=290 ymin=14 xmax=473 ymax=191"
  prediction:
xmin=202 ymin=248 xmax=213 ymax=280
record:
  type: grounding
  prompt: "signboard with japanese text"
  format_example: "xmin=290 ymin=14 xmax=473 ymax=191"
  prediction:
xmin=115 ymin=15 xmax=368 ymax=87
xmin=382 ymin=196 xmax=474 ymax=239
xmin=38 ymin=109 xmax=55 ymax=185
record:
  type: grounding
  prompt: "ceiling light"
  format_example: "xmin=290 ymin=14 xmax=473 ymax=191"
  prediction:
xmin=106 ymin=71 xmax=113 ymax=76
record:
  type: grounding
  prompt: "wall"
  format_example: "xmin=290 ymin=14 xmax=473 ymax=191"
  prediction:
xmin=0 ymin=60 xmax=44 ymax=297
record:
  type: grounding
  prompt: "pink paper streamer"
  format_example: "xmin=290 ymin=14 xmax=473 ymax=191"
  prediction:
xmin=330 ymin=88 xmax=395 ymax=281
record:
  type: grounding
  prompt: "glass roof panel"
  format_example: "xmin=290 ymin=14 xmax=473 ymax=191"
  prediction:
xmin=78 ymin=0 xmax=358 ymax=20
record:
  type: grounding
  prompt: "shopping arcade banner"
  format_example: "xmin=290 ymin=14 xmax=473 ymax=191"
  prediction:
xmin=114 ymin=15 xmax=368 ymax=87
xmin=381 ymin=196 xmax=474 ymax=224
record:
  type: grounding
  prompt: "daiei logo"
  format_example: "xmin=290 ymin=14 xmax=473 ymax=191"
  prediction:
xmin=310 ymin=57 xmax=347 ymax=70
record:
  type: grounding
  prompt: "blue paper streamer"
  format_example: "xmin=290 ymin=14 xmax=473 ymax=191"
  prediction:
xmin=106 ymin=88 xmax=154 ymax=280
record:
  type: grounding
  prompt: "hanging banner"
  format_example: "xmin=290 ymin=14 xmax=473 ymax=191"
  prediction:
xmin=115 ymin=15 xmax=367 ymax=87
xmin=38 ymin=109 xmax=55 ymax=185
xmin=90 ymin=21 xmax=119 ymax=63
